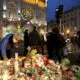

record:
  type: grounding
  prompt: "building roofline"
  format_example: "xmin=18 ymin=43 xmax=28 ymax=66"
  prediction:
xmin=64 ymin=5 xmax=80 ymax=13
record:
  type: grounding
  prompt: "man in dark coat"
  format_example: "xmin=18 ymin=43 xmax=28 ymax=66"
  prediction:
xmin=47 ymin=27 xmax=66 ymax=62
xmin=29 ymin=27 xmax=40 ymax=52
xmin=29 ymin=27 xmax=40 ymax=46
xmin=24 ymin=30 xmax=30 ymax=55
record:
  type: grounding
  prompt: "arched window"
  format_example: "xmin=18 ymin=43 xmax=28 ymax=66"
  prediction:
xmin=7 ymin=0 xmax=19 ymax=21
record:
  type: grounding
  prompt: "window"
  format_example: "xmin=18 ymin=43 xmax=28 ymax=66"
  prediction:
xmin=3 ymin=11 xmax=6 ymax=18
xmin=3 ymin=4 xmax=7 ymax=10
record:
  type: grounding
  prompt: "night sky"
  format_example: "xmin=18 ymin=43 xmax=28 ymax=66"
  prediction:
xmin=47 ymin=0 xmax=80 ymax=21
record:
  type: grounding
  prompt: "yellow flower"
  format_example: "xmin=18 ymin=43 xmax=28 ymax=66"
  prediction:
xmin=30 ymin=49 xmax=37 ymax=55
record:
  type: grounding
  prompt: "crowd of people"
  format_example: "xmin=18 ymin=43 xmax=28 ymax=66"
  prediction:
xmin=1 ymin=26 xmax=80 ymax=63
xmin=47 ymin=27 xmax=66 ymax=63
xmin=0 ymin=26 xmax=43 ymax=60
xmin=71 ymin=31 xmax=80 ymax=51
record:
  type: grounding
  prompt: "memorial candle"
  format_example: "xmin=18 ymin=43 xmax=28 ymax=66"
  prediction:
xmin=14 ymin=53 xmax=19 ymax=73
xmin=2 ymin=71 xmax=8 ymax=80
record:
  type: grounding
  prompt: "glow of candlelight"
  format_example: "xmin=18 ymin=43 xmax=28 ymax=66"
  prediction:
xmin=2 ymin=71 xmax=8 ymax=80
xmin=15 ymin=53 xmax=18 ymax=60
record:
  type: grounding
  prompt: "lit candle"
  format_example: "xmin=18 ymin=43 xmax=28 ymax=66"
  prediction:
xmin=2 ymin=71 xmax=8 ymax=80
xmin=14 ymin=53 xmax=19 ymax=74
xmin=14 ymin=61 xmax=19 ymax=72
xmin=15 ymin=53 xmax=18 ymax=60
xmin=6 ymin=60 xmax=10 ymax=65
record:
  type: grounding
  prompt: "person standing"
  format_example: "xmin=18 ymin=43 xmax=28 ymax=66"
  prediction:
xmin=29 ymin=27 xmax=40 ymax=52
xmin=47 ymin=31 xmax=54 ymax=59
xmin=24 ymin=30 xmax=30 ymax=55
xmin=52 ymin=27 xmax=66 ymax=62
xmin=47 ymin=27 xmax=66 ymax=62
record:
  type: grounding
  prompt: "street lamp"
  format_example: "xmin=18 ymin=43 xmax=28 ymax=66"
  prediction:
xmin=17 ymin=24 xmax=21 ymax=29
xmin=66 ymin=29 xmax=70 ymax=34
xmin=66 ymin=29 xmax=70 ymax=38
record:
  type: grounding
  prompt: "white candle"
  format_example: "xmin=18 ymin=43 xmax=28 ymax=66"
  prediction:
xmin=14 ymin=53 xmax=19 ymax=74
xmin=2 ymin=71 xmax=8 ymax=80
xmin=15 ymin=53 xmax=18 ymax=60
xmin=14 ymin=61 xmax=19 ymax=72
xmin=6 ymin=61 xmax=10 ymax=65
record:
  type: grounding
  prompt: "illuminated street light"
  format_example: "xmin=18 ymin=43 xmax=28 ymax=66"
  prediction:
xmin=17 ymin=24 xmax=21 ymax=29
xmin=66 ymin=29 xmax=70 ymax=34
